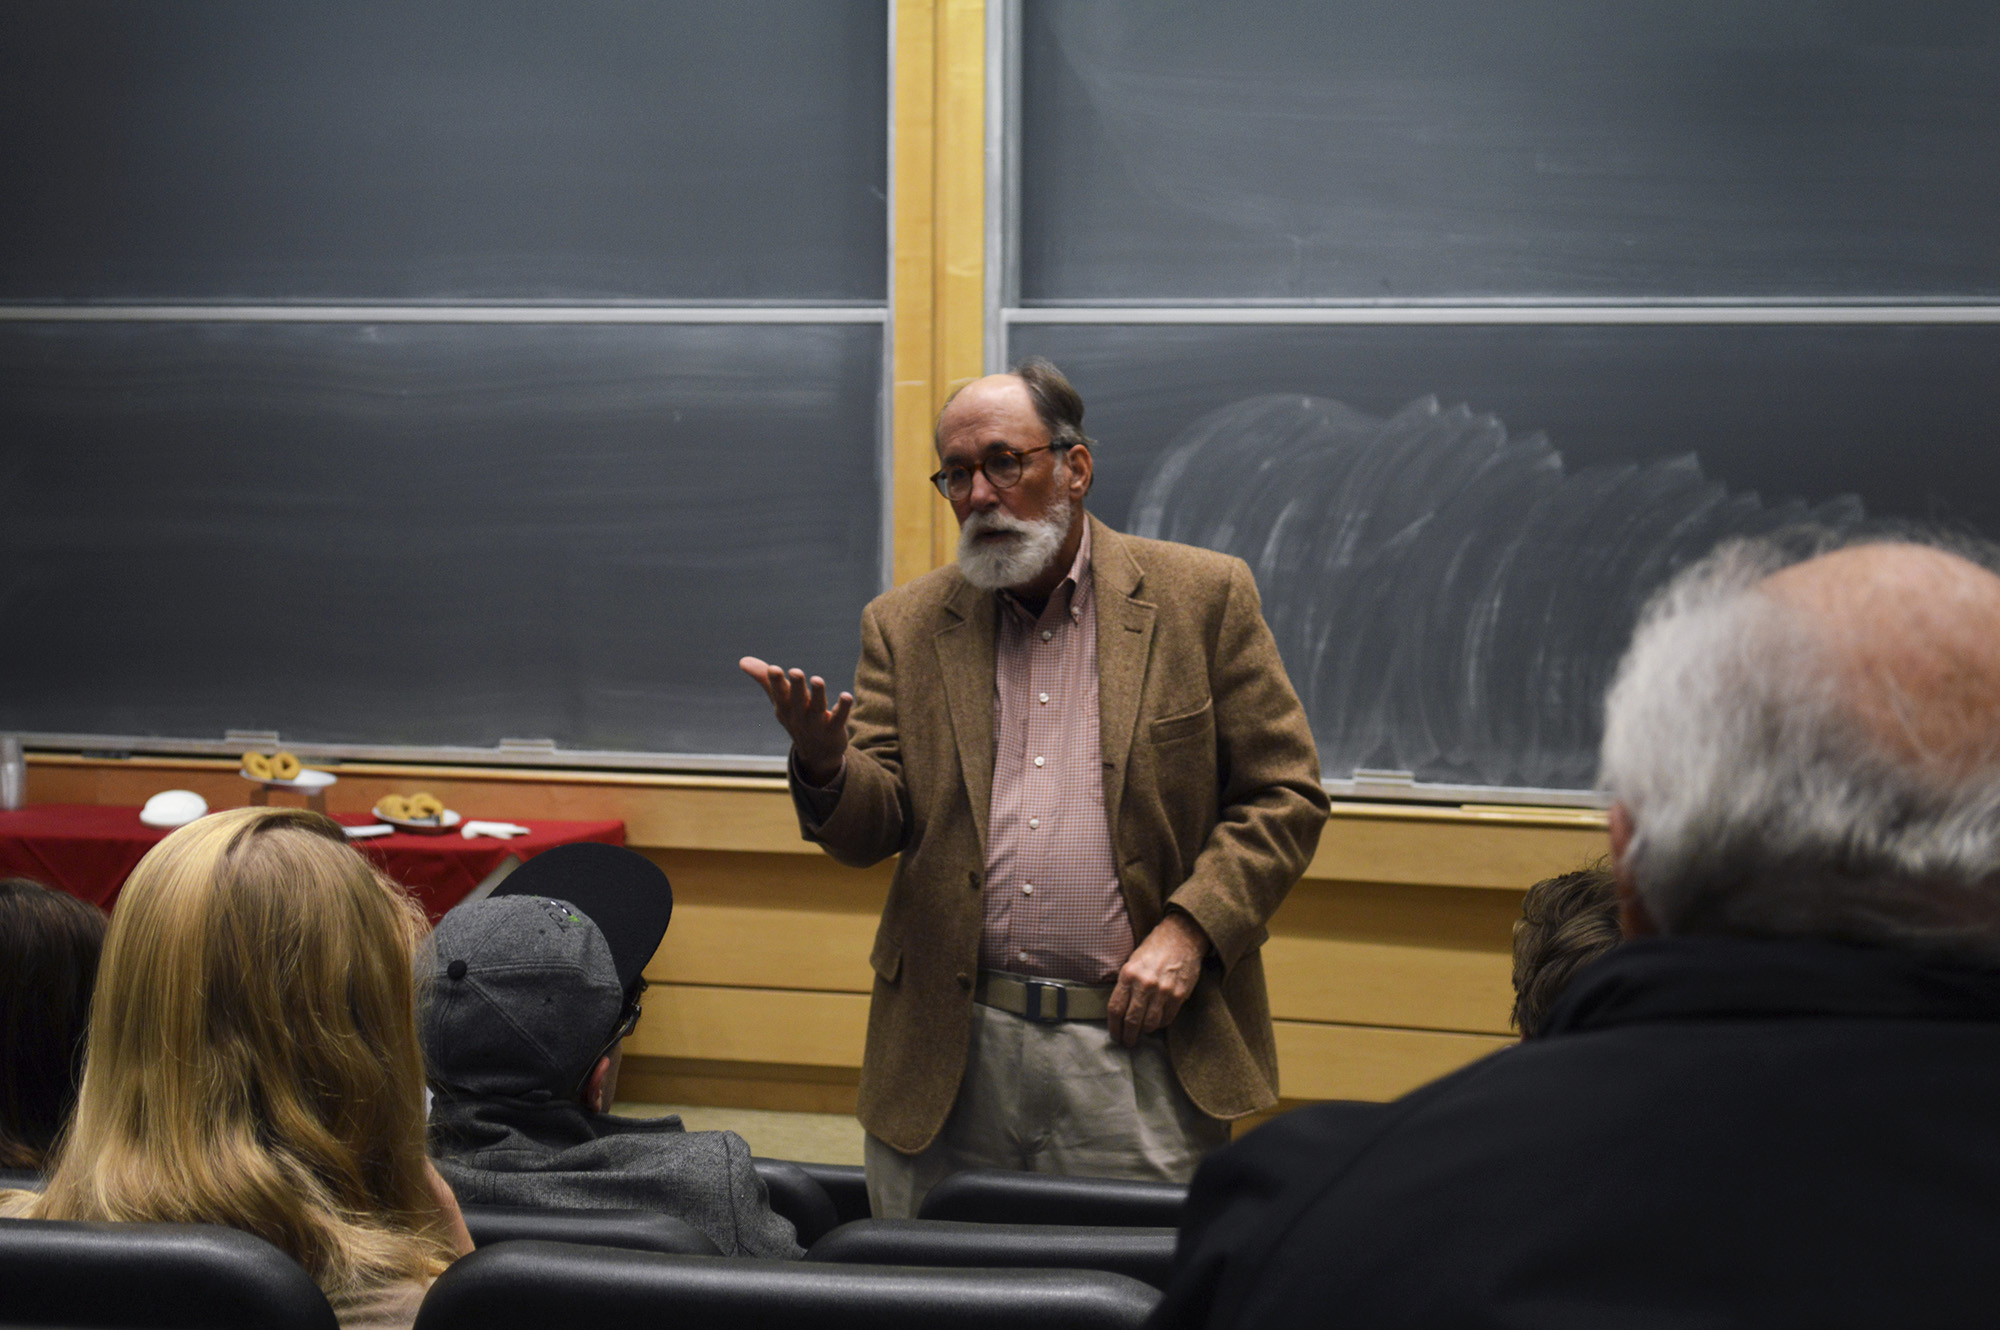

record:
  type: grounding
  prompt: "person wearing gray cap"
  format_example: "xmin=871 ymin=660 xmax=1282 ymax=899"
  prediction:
xmin=418 ymin=843 xmax=802 ymax=1259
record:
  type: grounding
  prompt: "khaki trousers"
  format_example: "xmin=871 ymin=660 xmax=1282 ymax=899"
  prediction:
xmin=865 ymin=1001 xmax=1229 ymax=1219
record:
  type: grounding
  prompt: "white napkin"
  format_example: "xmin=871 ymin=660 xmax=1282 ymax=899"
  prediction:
xmin=343 ymin=823 xmax=396 ymax=839
xmin=461 ymin=820 xmax=531 ymax=840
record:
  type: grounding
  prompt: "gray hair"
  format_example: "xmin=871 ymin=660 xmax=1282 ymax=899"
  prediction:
xmin=1599 ymin=531 xmax=2000 ymax=960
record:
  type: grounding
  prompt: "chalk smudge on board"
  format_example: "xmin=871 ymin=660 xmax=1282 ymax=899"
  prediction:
xmin=1130 ymin=394 xmax=1867 ymax=789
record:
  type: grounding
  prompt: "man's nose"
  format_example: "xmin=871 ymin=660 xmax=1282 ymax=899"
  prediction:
xmin=964 ymin=466 xmax=1002 ymax=510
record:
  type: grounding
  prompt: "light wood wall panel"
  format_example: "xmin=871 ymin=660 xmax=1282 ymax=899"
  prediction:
xmin=1274 ymin=1021 xmax=1515 ymax=1102
xmin=1263 ymin=881 xmax=1523 ymax=1035
xmin=625 ymin=984 xmax=870 ymax=1068
xmin=26 ymin=755 xmax=1599 ymax=1107
xmin=1312 ymin=806 xmax=1606 ymax=889
xmin=29 ymin=756 xmax=1605 ymax=878
xmin=640 ymin=849 xmax=888 ymax=993
xmin=892 ymin=0 xmax=987 ymax=582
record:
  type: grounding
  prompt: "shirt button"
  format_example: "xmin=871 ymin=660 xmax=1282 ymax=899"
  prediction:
xmin=1028 ymin=817 xmax=1040 ymax=829
xmin=1039 ymin=692 xmax=1049 ymax=704
xmin=1040 ymin=630 xmax=1053 ymax=642
xmin=1018 ymin=950 xmax=1030 ymax=962
xmin=1033 ymin=755 xmax=1045 ymax=767
xmin=1022 ymin=883 xmax=1034 ymax=895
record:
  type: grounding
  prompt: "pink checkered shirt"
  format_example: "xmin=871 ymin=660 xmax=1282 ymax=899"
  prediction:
xmin=979 ymin=523 xmax=1134 ymax=984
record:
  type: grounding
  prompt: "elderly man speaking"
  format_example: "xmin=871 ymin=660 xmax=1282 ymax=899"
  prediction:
xmin=1152 ymin=534 xmax=2000 ymax=1329
xmin=742 ymin=359 xmax=1327 ymax=1218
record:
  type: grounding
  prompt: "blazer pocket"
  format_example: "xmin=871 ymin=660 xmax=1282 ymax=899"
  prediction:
xmin=869 ymin=933 xmax=903 ymax=984
xmin=1149 ymin=699 xmax=1214 ymax=744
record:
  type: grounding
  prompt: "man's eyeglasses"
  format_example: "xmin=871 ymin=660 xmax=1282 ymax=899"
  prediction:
xmin=929 ymin=444 xmax=1062 ymax=501
xmin=574 ymin=977 xmax=647 ymax=1097
xmin=608 ymin=977 xmax=648 ymax=1044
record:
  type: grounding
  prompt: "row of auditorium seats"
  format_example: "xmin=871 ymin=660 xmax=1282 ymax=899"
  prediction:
xmin=755 ymin=1158 xmax=1186 ymax=1242
xmin=0 ymin=1219 xmax=1162 ymax=1330
xmin=5 ymin=1160 xmax=1179 ymax=1240
xmin=456 ymin=1206 xmax=1178 ymax=1291
xmin=0 ymin=1164 xmax=1190 ymax=1328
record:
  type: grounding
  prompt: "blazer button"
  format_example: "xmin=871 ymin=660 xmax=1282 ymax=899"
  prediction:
xmin=956 ymin=972 xmax=972 ymax=990
xmin=967 ymin=871 xmax=981 ymax=889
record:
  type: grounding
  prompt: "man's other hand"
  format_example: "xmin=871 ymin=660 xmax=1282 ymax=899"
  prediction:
xmin=739 ymin=656 xmax=852 ymax=786
xmin=1107 ymin=911 xmax=1210 ymax=1047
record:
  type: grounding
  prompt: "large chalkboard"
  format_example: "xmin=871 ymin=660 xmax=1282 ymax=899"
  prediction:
xmin=1010 ymin=2 xmax=2000 ymax=798
xmin=0 ymin=1 xmax=888 ymax=302
xmin=0 ymin=320 xmax=881 ymax=759
xmin=1020 ymin=1 xmax=2000 ymax=302
xmin=1010 ymin=320 xmax=2000 ymax=791
xmin=0 ymin=1 xmax=888 ymax=767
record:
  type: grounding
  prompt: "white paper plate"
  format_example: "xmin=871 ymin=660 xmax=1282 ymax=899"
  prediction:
xmin=373 ymin=808 xmax=462 ymax=836
xmin=241 ymin=767 xmax=338 ymax=791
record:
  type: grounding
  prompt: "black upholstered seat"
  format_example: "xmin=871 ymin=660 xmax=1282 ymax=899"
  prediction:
xmin=917 ymin=1168 xmax=1187 ymax=1228
xmin=458 ymin=1202 xmax=721 ymax=1256
xmin=0 ymin=1217 xmax=338 ymax=1330
xmin=784 ymin=1159 xmax=873 ymax=1225
xmin=805 ymin=1218 xmax=1178 ymax=1291
xmin=750 ymin=1156 xmax=842 ymax=1245
xmin=412 ymin=1238 xmax=1158 ymax=1330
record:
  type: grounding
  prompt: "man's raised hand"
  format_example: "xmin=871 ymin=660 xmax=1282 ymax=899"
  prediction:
xmin=738 ymin=657 xmax=853 ymax=786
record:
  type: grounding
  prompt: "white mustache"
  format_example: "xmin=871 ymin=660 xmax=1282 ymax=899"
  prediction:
xmin=962 ymin=510 xmax=1034 ymax=539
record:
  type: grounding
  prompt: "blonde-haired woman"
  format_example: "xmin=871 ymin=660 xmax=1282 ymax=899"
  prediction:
xmin=0 ymin=807 xmax=472 ymax=1329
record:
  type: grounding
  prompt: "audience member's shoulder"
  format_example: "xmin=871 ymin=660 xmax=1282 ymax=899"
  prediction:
xmin=1155 ymin=1102 xmax=1402 ymax=1330
xmin=1201 ymin=1100 xmax=1398 ymax=1197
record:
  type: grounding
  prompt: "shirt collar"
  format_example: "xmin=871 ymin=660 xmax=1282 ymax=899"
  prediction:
xmin=1001 ymin=518 xmax=1092 ymax=625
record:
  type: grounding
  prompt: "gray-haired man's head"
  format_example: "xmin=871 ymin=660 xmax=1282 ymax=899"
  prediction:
xmin=1599 ymin=532 xmax=2000 ymax=961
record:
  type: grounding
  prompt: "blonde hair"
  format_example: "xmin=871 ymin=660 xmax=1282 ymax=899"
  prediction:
xmin=10 ymin=807 xmax=455 ymax=1300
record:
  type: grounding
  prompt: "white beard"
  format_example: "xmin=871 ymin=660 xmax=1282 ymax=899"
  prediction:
xmin=956 ymin=489 xmax=1072 ymax=591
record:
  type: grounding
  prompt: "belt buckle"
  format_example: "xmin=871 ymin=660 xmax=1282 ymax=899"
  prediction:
xmin=1021 ymin=978 xmax=1068 ymax=1023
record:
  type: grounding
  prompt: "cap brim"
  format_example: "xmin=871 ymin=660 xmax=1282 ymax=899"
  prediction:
xmin=491 ymin=842 xmax=672 ymax=990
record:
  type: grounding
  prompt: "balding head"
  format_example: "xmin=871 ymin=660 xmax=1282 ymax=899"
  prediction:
xmin=1600 ymin=535 xmax=2000 ymax=959
xmin=1760 ymin=544 xmax=2000 ymax=781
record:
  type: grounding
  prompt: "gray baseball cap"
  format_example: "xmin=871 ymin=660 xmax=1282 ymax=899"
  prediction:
xmin=419 ymin=843 xmax=674 ymax=1098
xmin=419 ymin=894 xmax=627 ymax=1098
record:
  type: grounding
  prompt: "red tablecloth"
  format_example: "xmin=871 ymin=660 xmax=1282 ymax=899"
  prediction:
xmin=0 ymin=804 xmax=626 ymax=921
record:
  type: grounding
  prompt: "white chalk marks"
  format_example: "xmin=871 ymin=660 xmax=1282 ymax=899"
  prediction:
xmin=1131 ymin=394 xmax=1864 ymax=789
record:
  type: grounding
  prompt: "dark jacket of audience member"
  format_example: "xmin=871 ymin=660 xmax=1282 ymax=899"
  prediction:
xmin=0 ymin=878 xmax=106 ymax=1171
xmin=1150 ymin=535 xmax=2000 ymax=1330
xmin=1510 ymin=861 xmax=1620 ymax=1037
xmin=419 ymin=848 xmax=802 ymax=1259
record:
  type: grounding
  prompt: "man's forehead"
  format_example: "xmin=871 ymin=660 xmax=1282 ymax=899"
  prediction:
xmin=938 ymin=377 xmax=1046 ymax=452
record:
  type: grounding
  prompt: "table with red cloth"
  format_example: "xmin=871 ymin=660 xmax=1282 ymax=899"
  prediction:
xmin=0 ymin=804 xmax=626 ymax=921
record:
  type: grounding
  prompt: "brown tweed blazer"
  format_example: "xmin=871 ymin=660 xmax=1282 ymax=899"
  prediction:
xmin=796 ymin=516 xmax=1329 ymax=1154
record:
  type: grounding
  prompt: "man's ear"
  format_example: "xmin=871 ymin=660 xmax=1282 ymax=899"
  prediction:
xmin=1066 ymin=443 xmax=1093 ymax=499
xmin=582 ymin=1055 xmax=613 ymax=1113
xmin=1608 ymin=802 xmax=1657 ymax=937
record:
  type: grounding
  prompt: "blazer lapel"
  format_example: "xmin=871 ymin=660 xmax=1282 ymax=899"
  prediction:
xmin=935 ymin=575 xmax=997 ymax=855
xmin=1092 ymin=517 xmax=1156 ymax=823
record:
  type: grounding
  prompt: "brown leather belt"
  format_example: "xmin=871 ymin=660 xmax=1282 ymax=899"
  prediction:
xmin=974 ymin=969 xmax=1115 ymax=1024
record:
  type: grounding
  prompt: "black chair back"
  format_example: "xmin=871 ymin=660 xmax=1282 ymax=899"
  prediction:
xmin=459 ymin=1202 xmax=721 ymax=1256
xmin=412 ymin=1238 xmax=1158 ymax=1330
xmin=788 ymin=1159 xmax=872 ymax=1225
xmin=805 ymin=1218 xmax=1178 ymax=1291
xmin=0 ymin=1217 xmax=338 ymax=1330
xmin=751 ymin=1156 xmax=842 ymax=1246
xmin=918 ymin=1169 xmax=1187 ymax=1227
